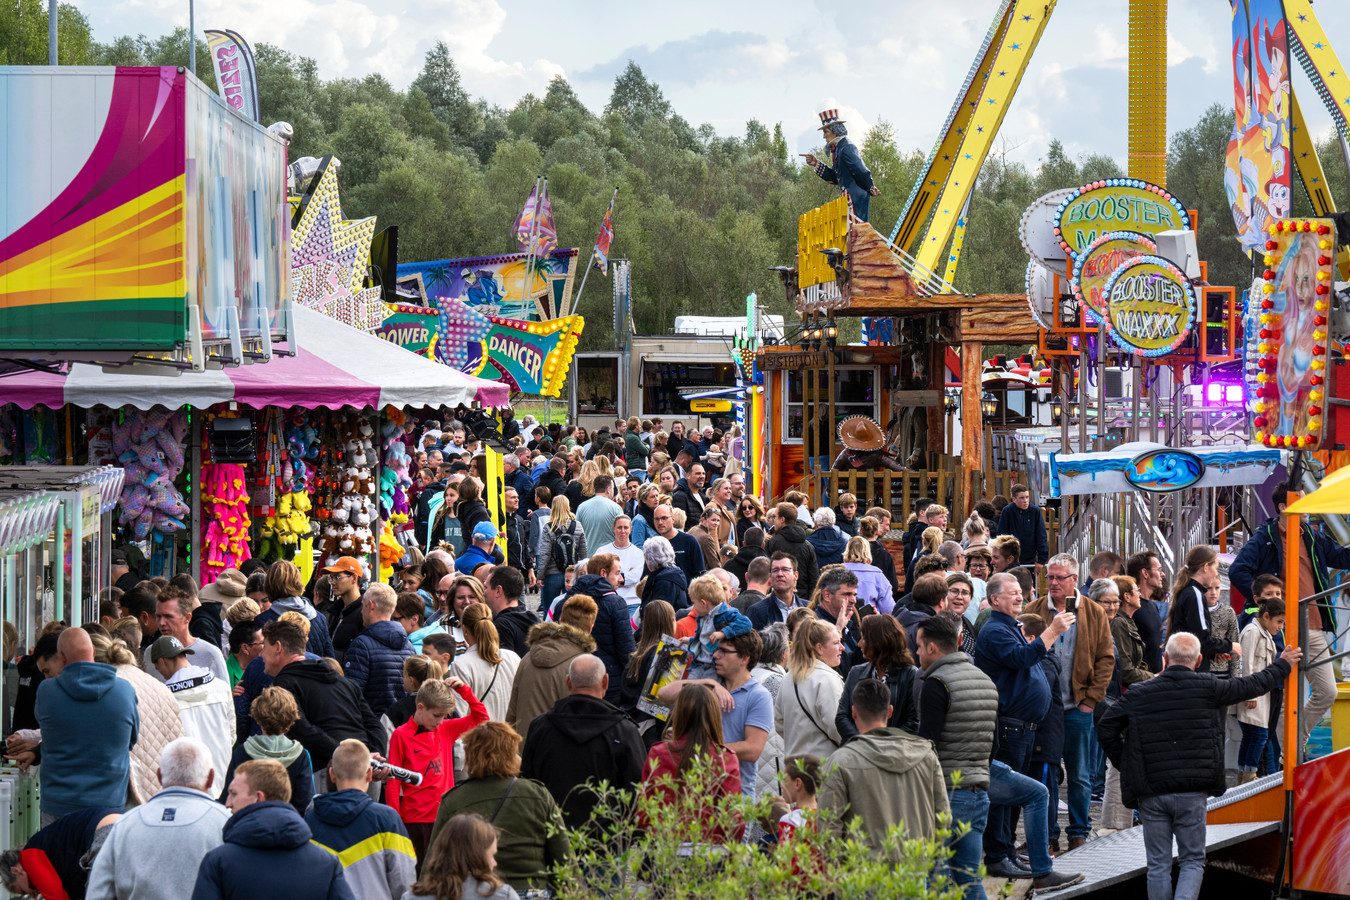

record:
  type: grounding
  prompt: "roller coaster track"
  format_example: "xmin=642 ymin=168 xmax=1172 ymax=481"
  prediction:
xmin=888 ymin=0 xmax=1059 ymax=277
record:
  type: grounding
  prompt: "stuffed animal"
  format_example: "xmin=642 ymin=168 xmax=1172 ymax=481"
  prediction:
xmin=200 ymin=462 xmax=251 ymax=582
xmin=113 ymin=407 xmax=190 ymax=540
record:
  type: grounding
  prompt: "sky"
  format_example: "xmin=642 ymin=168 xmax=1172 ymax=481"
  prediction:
xmin=79 ymin=0 xmax=1350 ymax=167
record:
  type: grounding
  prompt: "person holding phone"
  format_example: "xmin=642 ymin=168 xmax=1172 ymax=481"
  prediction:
xmin=1024 ymin=553 xmax=1115 ymax=851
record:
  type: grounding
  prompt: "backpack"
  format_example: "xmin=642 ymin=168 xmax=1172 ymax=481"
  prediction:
xmin=549 ymin=524 xmax=579 ymax=569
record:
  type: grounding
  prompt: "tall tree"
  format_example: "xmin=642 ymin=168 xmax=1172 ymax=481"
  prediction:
xmin=0 ymin=0 xmax=93 ymax=65
xmin=605 ymin=61 xmax=671 ymax=129
xmin=412 ymin=41 xmax=480 ymax=147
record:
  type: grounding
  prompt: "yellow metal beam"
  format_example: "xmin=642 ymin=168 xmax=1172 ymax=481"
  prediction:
xmin=889 ymin=0 xmax=1016 ymax=257
xmin=912 ymin=0 xmax=1060 ymax=275
xmin=1128 ymin=0 xmax=1168 ymax=185
xmin=1286 ymin=0 xmax=1350 ymax=143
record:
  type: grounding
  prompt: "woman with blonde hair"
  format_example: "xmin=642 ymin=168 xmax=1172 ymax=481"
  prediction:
xmin=90 ymin=633 xmax=184 ymax=804
xmin=774 ymin=618 xmax=845 ymax=757
xmin=842 ymin=536 xmax=893 ymax=614
xmin=537 ymin=497 xmax=586 ymax=608
xmin=906 ymin=525 xmax=946 ymax=585
xmin=449 ymin=603 xmax=520 ymax=722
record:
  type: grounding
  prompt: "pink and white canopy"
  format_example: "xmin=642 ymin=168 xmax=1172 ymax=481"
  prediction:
xmin=0 ymin=305 xmax=510 ymax=411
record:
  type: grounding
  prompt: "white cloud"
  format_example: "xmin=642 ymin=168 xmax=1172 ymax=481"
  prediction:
xmin=72 ymin=0 xmax=1350 ymax=170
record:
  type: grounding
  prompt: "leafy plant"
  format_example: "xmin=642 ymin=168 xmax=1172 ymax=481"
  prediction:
xmin=551 ymin=754 xmax=970 ymax=900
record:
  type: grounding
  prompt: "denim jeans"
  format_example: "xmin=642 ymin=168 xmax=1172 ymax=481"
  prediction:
xmin=946 ymin=788 xmax=989 ymax=900
xmin=1037 ymin=761 xmax=1061 ymax=842
xmin=985 ymin=721 xmax=1036 ymax=865
xmin=541 ymin=574 xmax=565 ymax=615
xmin=1238 ymin=722 xmax=1268 ymax=771
xmin=986 ymin=761 xmax=1053 ymax=877
xmin=1138 ymin=792 xmax=1207 ymax=900
xmin=1062 ymin=709 xmax=1096 ymax=838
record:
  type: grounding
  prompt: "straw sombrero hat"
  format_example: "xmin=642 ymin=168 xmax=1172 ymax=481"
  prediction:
xmin=838 ymin=415 xmax=886 ymax=451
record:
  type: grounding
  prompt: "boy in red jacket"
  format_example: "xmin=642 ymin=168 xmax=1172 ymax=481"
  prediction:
xmin=386 ymin=676 xmax=488 ymax=862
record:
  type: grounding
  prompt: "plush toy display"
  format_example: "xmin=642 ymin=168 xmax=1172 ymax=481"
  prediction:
xmin=112 ymin=407 xmax=191 ymax=540
xmin=200 ymin=462 xmax=251 ymax=582
xmin=320 ymin=413 xmax=377 ymax=574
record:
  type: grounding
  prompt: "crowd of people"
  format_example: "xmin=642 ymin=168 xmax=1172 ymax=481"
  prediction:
xmin=4 ymin=411 xmax=1333 ymax=900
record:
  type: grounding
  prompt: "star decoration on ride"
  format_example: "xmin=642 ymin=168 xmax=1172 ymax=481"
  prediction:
xmin=289 ymin=161 xmax=387 ymax=333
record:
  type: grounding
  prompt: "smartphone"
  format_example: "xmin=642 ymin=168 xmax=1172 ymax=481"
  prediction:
xmin=1066 ymin=595 xmax=1078 ymax=616
xmin=858 ymin=604 xmax=877 ymax=619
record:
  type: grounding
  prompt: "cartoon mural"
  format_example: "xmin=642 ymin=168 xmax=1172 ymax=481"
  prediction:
xmin=1254 ymin=219 xmax=1335 ymax=449
xmin=1225 ymin=0 xmax=1292 ymax=252
xmin=377 ymin=299 xmax=583 ymax=397
xmin=397 ymin=250 xmax=579 ymax=321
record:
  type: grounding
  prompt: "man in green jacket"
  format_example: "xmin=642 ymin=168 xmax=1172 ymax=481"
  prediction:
xmin=820 ymin=678 xmax=948 ymax=861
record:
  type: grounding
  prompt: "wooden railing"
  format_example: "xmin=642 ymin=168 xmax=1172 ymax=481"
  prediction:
xmin=808 ymin=462 xmax=1022 ymax=523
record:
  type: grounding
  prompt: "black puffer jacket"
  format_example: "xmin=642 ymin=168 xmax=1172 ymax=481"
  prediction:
xmin=343 ymin=620 xmax=414 ymax=718
xmin=519 ymin=694 xmax=646 ymax=830
xmin=765 ymin=525 xmax=819 ymax=598
xmin=272 ymin=659 xmax=386 ymax=767
xmin=723 ymin=544 xmax=766 ymax=591
xmin=1097 ymin=659 xmax=1290 ymax=808
xmin=569 ymin=574 xmax=636 ymax=701
xmin=836 ymin=662 xmax=920 ymax=740
xmin=639 ymin=565 xmax=689 ymax=613
xmin=456 ymin=499 xmax=491 ymax=543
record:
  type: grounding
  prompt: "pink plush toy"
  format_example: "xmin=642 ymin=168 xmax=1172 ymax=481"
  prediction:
xmin=200 ymin=462 xmax=251 ymax=583
xmin=112 ymin=407 xmax=190 ymax=540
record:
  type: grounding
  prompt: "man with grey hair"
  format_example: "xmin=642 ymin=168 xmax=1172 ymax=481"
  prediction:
xmin=1025 ymin=552 xmax=1115 ymax=850
xmin=974 ymin=571 xmax=1073 ymax=879
xmin=520 ymin=654 xmax=646 ymax=829
xmin=343 ymin=583 xmax=414 ymax=719
xmin=87 ymin=737 xmax=229 ymax=900
xmin=503 ymin=452 xmax=533 ymax=501
xmin=1099 ymin=632 xmax=1302 ymax=900
xmin=816 ymin=565 xmax=861 ymax=675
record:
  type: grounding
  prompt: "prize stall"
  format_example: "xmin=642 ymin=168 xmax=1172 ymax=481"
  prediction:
xmin=0 ymin=306 xmax=508 ymax=585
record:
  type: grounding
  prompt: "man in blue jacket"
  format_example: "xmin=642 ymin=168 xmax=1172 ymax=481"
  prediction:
xmin=1229 ymin=481 xmax=1350 ymax=752
xmin=973 ymin=573 xmax=1073 ymax=878
xmin=993 ymin=484 xmax=1049 ymax=568
xmin=802 ymin=109 xmax=880 ymax=222
xmin=194 ymin=759 xmax=354 ymax=900
xmin=343 ymin=584 xmax=414 ymax=719
xmin=25 ymin=628 xmax=138 ymax=826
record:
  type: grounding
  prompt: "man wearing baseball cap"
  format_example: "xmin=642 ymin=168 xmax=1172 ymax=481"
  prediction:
xmin=111 ymin=549 xmax=140 ymax=594
xmin=151 ymin=635 xmax=235 ymax=781
xmin=323 ymin=557 xmax=368 ymax=657
xmin=801 ymin=109 xmax=880 ymax=222
xmin=454 ymin=522 xmax=503 ymax=576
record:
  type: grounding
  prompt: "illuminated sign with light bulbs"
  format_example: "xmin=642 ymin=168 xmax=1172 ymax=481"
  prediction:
xmin=1102 ymin=255 xmax=1197 ymax=357
xmin=1053 ymin=179 xmax=1191 ymax=259
xmin=1252 ymin=218 xmax=1335 ymax=450
xmin=1071 ymin=230 xmax=1158 ymax=320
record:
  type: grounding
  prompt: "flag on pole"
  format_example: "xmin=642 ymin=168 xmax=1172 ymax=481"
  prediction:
xmin=593 ymin=192 xmax=616 ymax=275
xmin=534 ymin=182 xmax=557 ymax=257
xmin=511 ymin=179 xmax=541 ymax=252
xmin=511 ymin=179 xmax=558 ymax=257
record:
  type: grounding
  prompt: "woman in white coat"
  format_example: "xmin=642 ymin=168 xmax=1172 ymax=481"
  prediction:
xmin=449 ymin=602 xmax=520 ymax=722
xmin=774 ymin=618 xmax=845 ymax=758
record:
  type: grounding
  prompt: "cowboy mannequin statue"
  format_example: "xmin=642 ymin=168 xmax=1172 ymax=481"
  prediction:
xmin=832 ymin=415 xmax=909 ymax=473
xmin=802 ymin=109 xmax=880 ymax=222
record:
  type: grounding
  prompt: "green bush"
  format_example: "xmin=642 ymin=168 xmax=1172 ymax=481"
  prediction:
xmin=550 ymin=753 xmax=972 ymax=899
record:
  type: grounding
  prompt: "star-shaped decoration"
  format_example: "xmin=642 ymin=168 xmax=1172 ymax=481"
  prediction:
xmin=987 ymin=98 xmax=997 ymax=104
xmin=290 ymin=163 xmax=386 ymax=333
xmin=998 ymin=71 xmax=1007 ymax=76
xmin=1300 ymin=15 xmax=1308 ymax=22
xmin=1316 ymin=43 xmax=1325 ymax=50
xmin=1009 ymin=43 xmax=1021 ymax=50
xmin=1021 ymin=14 xmax=1032 ymax=21
xmin=977 ymin=126 xmax=984 ymax=133
xmin=434 ymin=298 xmax=493 ymax=373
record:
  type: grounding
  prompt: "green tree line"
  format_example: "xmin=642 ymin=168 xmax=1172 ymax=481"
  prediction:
xmin=5 ymin=0 xmax=1349 ymax=348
